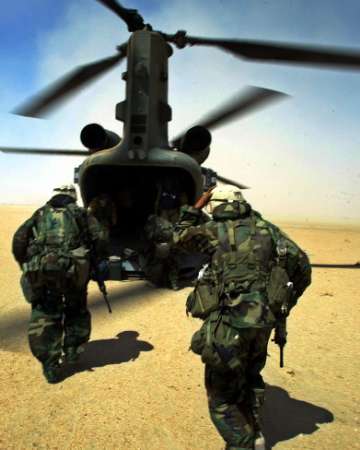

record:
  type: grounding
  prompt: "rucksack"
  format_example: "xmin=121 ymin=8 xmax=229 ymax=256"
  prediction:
xmin=187 ymin=212 xmax=288 ymax=371
xmin=190 ymin=298 xmax=274 ymax=372
xmin=187 ymin=213 xmax=276 ymax=320
xmin=22 ymin=203 xmax=90 ymax=291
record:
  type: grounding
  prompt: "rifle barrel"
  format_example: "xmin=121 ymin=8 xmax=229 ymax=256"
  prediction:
xmin=280 ymin=346 xmax=284 ymax=368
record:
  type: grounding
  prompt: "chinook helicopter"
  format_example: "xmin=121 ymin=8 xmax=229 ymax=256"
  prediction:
xmin=2 ymin=0 xmax=360 ymax=281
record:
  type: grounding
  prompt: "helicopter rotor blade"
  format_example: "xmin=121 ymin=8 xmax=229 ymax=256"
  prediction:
xmin=13 ymin=51 xmax=126 ymax=118
xmin=0 ymin=147 xmax=88 ymax=156
xmin=172 ymin=86 xmax=288 ymax=148
xmin=96 ymin=0 xmax=145 ymax=31
xmin=216 ymin=173 xmax=249 ymax=190
xmin=194 ymin=86 xmax=288 ymax=131
xmin=167 ymin=32 xmax=360 ymax=70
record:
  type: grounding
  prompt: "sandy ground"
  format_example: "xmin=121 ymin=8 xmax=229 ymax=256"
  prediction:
xmin=0 ymin=205 xmax=359 ymax=450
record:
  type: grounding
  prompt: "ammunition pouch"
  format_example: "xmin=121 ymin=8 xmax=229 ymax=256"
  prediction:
xmin=186 ymin=266 xmax=222 ymax=319
xmin=223 ymin=291 xmax=275 ymax=327
xmin=69 ymin=246 xmax=91 ymax=287
xmin=23 ymin=246 xmax=90 ymax=291
xmin=266 ymin=265 xmax=291 ymax=316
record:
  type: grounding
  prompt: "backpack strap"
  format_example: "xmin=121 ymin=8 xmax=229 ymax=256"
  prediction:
xmin=226 ymin=220 xmax=236 ymax=251
xmin=66 ymin=204 xmax=90 ymax=246
xmin=218 ymin=221 xmax=231 ymax=252
xmin=250 ymin=213 xmax=257 ymax=236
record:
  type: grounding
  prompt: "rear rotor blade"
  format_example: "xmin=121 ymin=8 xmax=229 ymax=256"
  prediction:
xmin=216 ymin=174 xmax=249 ymax=190
xmin=168 ymin=32 xmax=360 ymax=70
xmin=13 ymin=51 xmax=125 ymax=118
xmin=96 ymin=0 xmax=145 ymax=31
xmin=0 ymin=147 xmax=88 ymax=156
xmin=194 ymin=86 xmax=288 ymax=131
xmin=172 ymin=86 xmax=288 ymax=148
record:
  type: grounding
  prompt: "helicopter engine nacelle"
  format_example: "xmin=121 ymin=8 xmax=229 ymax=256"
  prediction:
xmin=80 ymin=123 xmax=121 ymax=153
xmin=179 ymin=126 xmax=211 ymax=164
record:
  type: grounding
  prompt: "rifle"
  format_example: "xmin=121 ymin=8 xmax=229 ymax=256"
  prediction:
xmin=272 ymin=314 xmax=287 ymax=368
xmin=91 ymin=253 xmax=112 ymax=314
xmin=272 ymin=281 xmax=293 ymax=368
xmin=94 ymin=268 xmax=112 ymax=314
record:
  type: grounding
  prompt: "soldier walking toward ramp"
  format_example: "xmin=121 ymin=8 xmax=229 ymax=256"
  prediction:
xmin=175 ymin=187 xmax=311 ymax=450
xmin=12 ymin=185 xmax=109 ymax=383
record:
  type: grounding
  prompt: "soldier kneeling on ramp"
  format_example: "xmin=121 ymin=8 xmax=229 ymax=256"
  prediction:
xmin=12 ymin=185 xmax=109 ymax=383
xmin=175 ymin=187 xmax=312 ymax=450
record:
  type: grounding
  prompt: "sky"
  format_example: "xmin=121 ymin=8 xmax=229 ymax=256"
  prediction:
xmin=1 ymin=0 xmax=360 ymax=224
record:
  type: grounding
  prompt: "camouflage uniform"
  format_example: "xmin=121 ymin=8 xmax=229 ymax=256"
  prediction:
xmin=143 ymin=208 xmax=210 ymax=290
xmin=88 ymin=193 xmax=117 ymax=239
xmin=13 ymin=186 xmax=108 ymax=383
xmin=175 ymin=195 xmax=311 ymax=450
xmin=142 ymin=214 xmax=177 ymax=288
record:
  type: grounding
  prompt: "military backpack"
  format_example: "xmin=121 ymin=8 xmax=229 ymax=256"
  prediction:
xmin=187 ymin=207 xmax=292 ymax=371
xmin=22 ymin=203 xmax=90 ymax=291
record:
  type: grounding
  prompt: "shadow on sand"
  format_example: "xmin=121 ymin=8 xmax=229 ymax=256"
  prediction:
xmin=62 ymin=330 xmax=153 ymax=380
xmin=262 ymin=384 xmax=334 ymax=449
xmin=0 ymin=282 xmax=159 ymax=352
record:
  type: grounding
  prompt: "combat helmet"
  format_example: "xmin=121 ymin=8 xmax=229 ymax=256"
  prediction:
xmin=208 ymin=186 xmax=244 ymax=211
xmin=52 ymin=184 xmax=77 ymax=201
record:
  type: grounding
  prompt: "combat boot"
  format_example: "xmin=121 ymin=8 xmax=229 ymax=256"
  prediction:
xmin=42 ymin=364 xmax=62 ymax=384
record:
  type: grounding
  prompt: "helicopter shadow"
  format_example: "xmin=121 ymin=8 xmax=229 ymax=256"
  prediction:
xmin=262 ymin=384 xmax=334 ymax=449
xmin=62 ymin=330 xmax=153 ymax=380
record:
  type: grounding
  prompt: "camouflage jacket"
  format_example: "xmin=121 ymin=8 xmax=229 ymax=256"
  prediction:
xmin=12 ymin=195 xmax=109 ymax=267
xmin=88 ymin=194 xmax=117 ymax=228
xmin=175 ymin=202 xmax=311 ymax=309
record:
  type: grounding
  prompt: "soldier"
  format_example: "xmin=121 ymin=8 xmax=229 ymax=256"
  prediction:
xmin=12 ymin=185 xmax=109 ymax=384
xmin=143 ymin=189 xmax=211 ymax=290
xmin=88 ymin=193 xmax=117 ymax=238
xmin=142 ymin=213 xmax=177 ymax=288
xmin=174 ymin=187 xmax=311 ymax=450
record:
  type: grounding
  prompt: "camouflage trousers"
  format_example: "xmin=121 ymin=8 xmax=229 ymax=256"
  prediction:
xmin=204 ymin=327 xmax=272 ymax=450
xmin=27 ymin=284 xmax=91 ymax=368
xmin=142 ymin=251 xmax=181 ymax=290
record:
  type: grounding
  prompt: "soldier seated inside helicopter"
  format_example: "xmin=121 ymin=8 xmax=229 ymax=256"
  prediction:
xmin=83 ymin=166 xmax=197 ymax=285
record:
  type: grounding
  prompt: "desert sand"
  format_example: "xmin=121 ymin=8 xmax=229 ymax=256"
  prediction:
xmin=0 ymin=205 xmax=359 ymax=450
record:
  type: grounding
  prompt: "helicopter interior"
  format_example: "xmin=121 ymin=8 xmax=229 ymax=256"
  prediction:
xmin=82 ymin=164 xmax=196 ymax=252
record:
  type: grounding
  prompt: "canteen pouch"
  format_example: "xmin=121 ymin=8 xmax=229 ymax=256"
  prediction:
xmin=68 ymin=246 xmax=91 ymax=288
xmin=186 ymin=266 xmax=222 ymax=319
xmin=190 ymin=310 xmax=245 ymax=372
xmin=266 ymin=265 xmax=290 ymax=315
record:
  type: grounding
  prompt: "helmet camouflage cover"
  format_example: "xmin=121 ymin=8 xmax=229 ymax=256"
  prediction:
xmin=52 ymin=184 xmax=77 ymax=200
xmin=208 ymin=186 xmax=244 ymax=212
